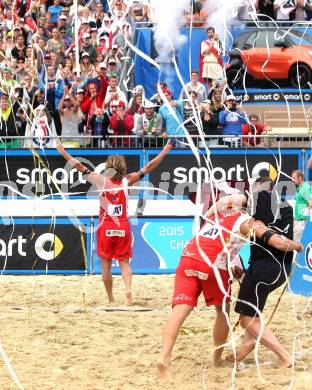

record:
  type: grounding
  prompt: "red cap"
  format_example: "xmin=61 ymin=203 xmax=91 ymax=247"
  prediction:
xmin=162 ymin=88 xmax=171 ymax=97
xmin=118 ymin=101 xmax=125 ymax=109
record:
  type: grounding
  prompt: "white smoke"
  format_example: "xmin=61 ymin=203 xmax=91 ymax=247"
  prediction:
xmin=150 ymin=0 xmax=190 ymax=85
xmin=203 ymin=0 xmax=254 ymax=42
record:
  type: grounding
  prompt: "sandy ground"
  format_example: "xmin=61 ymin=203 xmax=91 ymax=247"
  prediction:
xmin=0 ymin=274 xmax=311 ymax=390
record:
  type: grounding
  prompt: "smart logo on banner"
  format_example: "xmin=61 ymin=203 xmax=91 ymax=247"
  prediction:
xmin=0 ymin=219 xmax=90 ymax=273
xmin=0 ymin=150 xmax=141 ymax=198
xmin=147 ymin=150 xmax=300 ymax=197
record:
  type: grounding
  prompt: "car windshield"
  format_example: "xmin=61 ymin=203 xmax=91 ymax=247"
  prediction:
xmin=285 ymin=29 xmax=312 ymax=46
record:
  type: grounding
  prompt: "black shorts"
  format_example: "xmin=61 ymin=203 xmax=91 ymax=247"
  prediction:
xmin=234 ymin=259 xmax=292 ymax=318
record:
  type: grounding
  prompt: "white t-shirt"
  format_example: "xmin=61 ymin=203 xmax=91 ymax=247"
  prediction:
xmin=274 ymin=0 xmax=297 ymax=20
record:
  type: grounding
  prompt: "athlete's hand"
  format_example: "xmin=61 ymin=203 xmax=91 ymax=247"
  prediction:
xmin=231 ymin=266 xmax=244 ymax=280
xmin=295 ymin=242 xmax=304 ymax=252
xmin=164 ymin=140 xmax=173 ymax=152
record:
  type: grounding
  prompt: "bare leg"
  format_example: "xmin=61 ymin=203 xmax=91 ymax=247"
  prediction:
xmin=212 ymin=303 xmax=230 ymax=366
xmin=226 ymin=330 xmax=256 ymax=362
xmin=240 ymin=315 xmax=291 ymax=367
xmin=101 ymin=259 xmax=114 ymax=302
xmin=118 ymin=259 xmax=132 ymax=305
xmin=157 ymin=304 xmax=194 ymax=379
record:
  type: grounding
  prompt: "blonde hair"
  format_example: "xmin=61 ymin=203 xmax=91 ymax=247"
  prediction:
xmin=105 ymin=155 xmax=127 ymax=181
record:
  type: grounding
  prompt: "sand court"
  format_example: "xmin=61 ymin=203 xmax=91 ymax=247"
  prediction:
xmin=0 ymin=274 xmax=311 ymax=390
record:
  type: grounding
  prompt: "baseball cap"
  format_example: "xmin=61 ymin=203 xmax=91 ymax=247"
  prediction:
xmin=81 ymin=52 xmax=90 ymax=57
xmin=112 ymin=44 xmax=118 ymax=50
xmin=64 ymin=95 xmax=71 ymax=100
xmin=76 ymin=88 xmax=84 ymax=94
xmin=118 ymin=101 xmax=125 ymax=109
xmin=226 ymin=94 xmax=236 ymax=101
xmin=143 ymin=100 xmax=156 ymax=109
xmin=81 ymin=18 xmax=89 ymax=24
xmin=59 ymin=15 xmax=67 ymax=20
xmin=108 ymin=58 xmax=116 ymax=64
xmin=82 ymin=33 xmax=90 ymax=39
xmin=99 ymin=62 xmax=107 ymax=68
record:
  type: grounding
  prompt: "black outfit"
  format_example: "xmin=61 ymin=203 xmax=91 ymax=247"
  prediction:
xmin=89 ymin=113 xmax=110 ymax=147
xmin=201 ymin=112 xmax=220 ymax=136
xmin=235 ymin=190 xmax=294 ymax=317
xmin=257 ymin=0 xmax=275 ymax=21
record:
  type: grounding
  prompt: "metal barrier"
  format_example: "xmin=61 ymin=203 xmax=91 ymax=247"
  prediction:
xmin=0 ymin=134 xmax=311 ymax=149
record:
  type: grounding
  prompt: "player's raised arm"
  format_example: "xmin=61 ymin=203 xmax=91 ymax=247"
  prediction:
xmin=240 ymin=219 xmax=303 ymax=253
xmin=127 ymin=140 xmax=173 ymax=186
xmin=56 ymin=143 xmax=101 ymax=185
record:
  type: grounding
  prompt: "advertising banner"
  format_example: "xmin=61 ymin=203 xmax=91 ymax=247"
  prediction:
xmin=92 ymin=217 xmax=195 ymax=274
xmin=92 ymin=217 xmax=251 ymax=275
xmin=0 ymin=150 xmax=142 ymax=199
xmin=146 ymin=149 xmax=301 ymax=197
xmin=289 ymin=219 xmax=312 ymax=297
xmin=0 ymin=218 xmax=91 ymax=274
xmin=234 ymin=90 xmax=312 ymax=104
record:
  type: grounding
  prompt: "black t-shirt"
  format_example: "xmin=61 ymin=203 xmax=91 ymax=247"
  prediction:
xmin=250 ymin=190 xmax=294 ymax=264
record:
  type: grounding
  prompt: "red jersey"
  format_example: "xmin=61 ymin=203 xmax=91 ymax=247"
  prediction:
xmin=182 ymin=210 xmax=250 ymax=270
xmin=99 ymin=177 xmax=129 ymax=223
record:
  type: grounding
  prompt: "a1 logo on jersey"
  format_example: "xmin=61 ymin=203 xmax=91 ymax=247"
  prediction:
xmin=305 ymin=243 xmax=312 ymax=272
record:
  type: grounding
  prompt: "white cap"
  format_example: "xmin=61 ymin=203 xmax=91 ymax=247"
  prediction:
xmin=112 ymin=44 xmax=118 ymax=49
xmin=143 ymin=100 xmax=156 ymax=109
xmin=81 ymin=52 xmax=90 ymax=57
xmin=99 ymin=62 xmax=106 ymax=68
xmin=82 ymin=33 xmax=90 ymax=39
xmin=108 ymin=58 xmax=116 ymax=64
xmin=81 ymin=18 xmax=89 ymax=24
xmin=77 ymin=88 xmax=84 ymax=93
xmin=203 ymin=99 xmax=211 ymax=104
xmin=59 ymin=15 xmax=67 ymax=20
xmin=226 ymin=94 xmax=236 ymax=101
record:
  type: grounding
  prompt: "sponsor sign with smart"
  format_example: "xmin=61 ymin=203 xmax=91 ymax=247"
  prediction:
xmin=146 ymin=150 xmax=301 ymax=196
xmin=0 ymin=150 xmax=141 ymax=198
xmin=0 ymin=218 xmax=90 ymax=273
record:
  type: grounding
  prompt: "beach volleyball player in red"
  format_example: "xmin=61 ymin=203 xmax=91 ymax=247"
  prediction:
xmin=57 ymin=141 xmax=173 ymax=305
xmin=157 ymin=193 xmax=302 ymax=379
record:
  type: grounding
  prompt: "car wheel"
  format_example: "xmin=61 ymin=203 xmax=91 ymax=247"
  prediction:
xmin=226 ymin=68 xmax=245 ymax=90
xmin=289 ymin=64 xmax=311 ymax=88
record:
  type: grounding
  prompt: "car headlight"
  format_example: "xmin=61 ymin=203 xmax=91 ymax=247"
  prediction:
xmin=308 ymin=50 xmax=312 ymax=56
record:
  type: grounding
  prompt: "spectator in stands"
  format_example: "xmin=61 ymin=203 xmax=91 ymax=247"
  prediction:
xmin=200 ymin=27 xmax=223 ymax=90
xmin=39 ymin=64 xmax=63 ymax=135
xmin=58 ymin=86 xmax=80 ymax=147
xmin=255 ymin=0 xmax=275 ymax=20
xmin=135 ymin=100 xmax=163 ymax=147
xmin=210 ymin=88 xmax=225 ymax=118
xmin=110 ymin=101 xmax=134 ymax=147
xmin=13 ymin=58 xmax=27 ymax=83
xmin=103 ymin=75 xmax=128 ymax=115
xmin=48 ymin=0 xmax=63 ymax=26
xmin=89 ymin=107 xmax=110 ymax=147
xmin=80 ymin=52 xmax=96 ymax=81
xmin=159 ymin=89 xmax=185 ymax=146
xmin=200 ymin=99 xmax=220 ymax=147
xmin=127 ymin=89 xmax=144 ymax=128
xmin=106 ymin=58 xmax=121 ymax=78
xmin=80 ymin=33 xmax=97 ymax=64
xmin=0 ymin=94 xmax=25 ymax=148
xmin=11 ymin=34 xmax=26 ymax=60
xmin=274 ymin=0 xmax=297 ymax=21
xmin=242 ymin=114 xmax=272 ymax=147
xmin=180 ymin=70 xmax=207 ymax=103
xmin=302 ymin=0 xmax=312 ymax=20
xmin=184 ymin=91 xmax=201 ymax=136
xmin=291 ymin=170 xmax=312 ymax=242
xmin=219 ymin=95 xmax=248 ymax=147
xmin=1 ymin=67 xmax=16 ymax=90
xmin=150 ymin=82 xmax=167 ymax=112
xmin=111 ymin=0 xmax=129 ymax=19
xmin=81 ymin=79 xmax=107 ymax=130
xmin=46 ymin=28 xmax=65 ymax=58
xmin=129 ymin=0 xmax=149 ymax=26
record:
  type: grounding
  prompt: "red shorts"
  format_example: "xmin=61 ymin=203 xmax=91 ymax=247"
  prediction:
xmin=96 ymin=220 xmax=132 ymax=261
xmin=172 ymin=256 xmax=231 ymax=307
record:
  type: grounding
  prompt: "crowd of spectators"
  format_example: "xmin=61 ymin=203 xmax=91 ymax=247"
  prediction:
xmin=0 ymin=1 xmax=275 ymax=149
xmin=238 ymin=0 xmax=312 ymax=22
